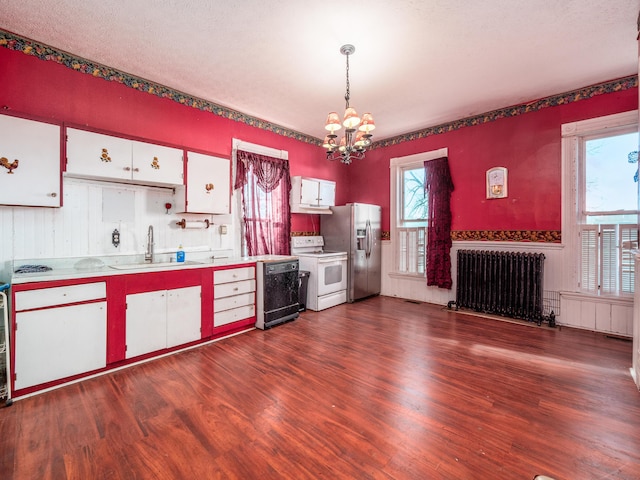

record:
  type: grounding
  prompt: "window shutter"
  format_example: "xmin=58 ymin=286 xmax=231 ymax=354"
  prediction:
xmin=397 ymin=227 xmax=426 ymax=274
xmin=416 ymin=228 xmax=426 ymax=274
xmin=620 ymin=225 xmax=637 ymax=294
xmin=580 ymin=225 xmax=598 ymax=293
xmin=600 ymin=225 xmax=617 ymax=295
xmin=398 ymin=229 xmax=408 ymax=272
xmin=407 ymin=229 xmax=418 ymax=273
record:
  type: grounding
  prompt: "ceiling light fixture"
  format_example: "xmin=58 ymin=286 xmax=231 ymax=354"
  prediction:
xmin=323 ymin=44 xmax=375 ymax=164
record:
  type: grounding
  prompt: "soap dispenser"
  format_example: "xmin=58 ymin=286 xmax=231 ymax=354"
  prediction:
xmin=176 ymin=245 xmax=185 ymax=263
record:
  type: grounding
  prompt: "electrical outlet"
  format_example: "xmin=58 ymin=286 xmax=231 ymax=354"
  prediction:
xmin=219 ymin=224 xmax=228 ymax=235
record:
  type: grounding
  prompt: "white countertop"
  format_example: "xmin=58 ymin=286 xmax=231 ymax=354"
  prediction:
xmin=10 ymin=256 xmax=260 ymax=284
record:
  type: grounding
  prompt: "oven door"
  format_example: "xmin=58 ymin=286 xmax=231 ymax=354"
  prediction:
xmin=316 ymin=254 xmax=348 ymax=296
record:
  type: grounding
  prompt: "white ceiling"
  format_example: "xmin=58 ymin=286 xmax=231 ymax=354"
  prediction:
xmin=1 ymin=1 xmax=639 ymax=141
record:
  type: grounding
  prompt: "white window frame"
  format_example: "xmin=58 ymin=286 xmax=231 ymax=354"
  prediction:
xmin=390 ymin=147 xmax=448 ymax=277
xmin=561 ymin=110 xmax=638 ymax=297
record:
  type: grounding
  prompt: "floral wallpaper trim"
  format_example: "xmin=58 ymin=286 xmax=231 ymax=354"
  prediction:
xmin=371 ymin=75 xmax=638 ymax=149
xmin=0 ymin=30 xmax=635 ymax=149
xmin=451 ymin=230 xmax=561 ymax=243
xmin=294 ymin=231 xmax=559 ymax=242
xmin=0 ymin=29 xmax=321 ymax=146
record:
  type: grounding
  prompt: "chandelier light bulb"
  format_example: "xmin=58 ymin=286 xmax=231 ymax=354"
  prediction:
xmin=325 ymin=112 xmax=342 ymax=133
xmin=359 ymin=113 xmax=376 ymax=133
xmin=323 ymin=135 xmax=336 ymax=149
xmin=343 ymin=107 xmax=360 ymax=129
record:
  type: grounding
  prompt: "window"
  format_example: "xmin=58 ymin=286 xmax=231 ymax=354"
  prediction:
xmin=390 ymin=148 xmax=447 ymax=276
xmin=562 ymin=111 xmax=638 ymax=296
xmin=232 ymin=139 xmax=291 ymax=257
xmin=398 ymin=164 xmax=427 ymax=274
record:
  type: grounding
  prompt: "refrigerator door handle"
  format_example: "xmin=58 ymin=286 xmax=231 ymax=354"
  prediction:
xmin=365 ymin=219 xmax=372 ymax=257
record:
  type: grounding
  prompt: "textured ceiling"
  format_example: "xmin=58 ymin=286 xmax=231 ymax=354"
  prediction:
xmin=1 ymin=0 xmax=639 ymax=141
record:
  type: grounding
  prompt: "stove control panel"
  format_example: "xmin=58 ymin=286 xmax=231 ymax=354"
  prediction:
xmin=291 ymin=236 xmax=324 ymax=252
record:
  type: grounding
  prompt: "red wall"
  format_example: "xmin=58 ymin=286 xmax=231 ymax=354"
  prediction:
xmin=348 ymin=87 xmax=637 ymax=232
xmin=0 ymin=46 xmax=347 ymax=234
xmin=1 ymin=45 xmax=637 ymax=236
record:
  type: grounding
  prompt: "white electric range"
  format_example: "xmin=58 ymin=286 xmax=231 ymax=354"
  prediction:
xmin=291 ymin=236 xmax=348 ymax=311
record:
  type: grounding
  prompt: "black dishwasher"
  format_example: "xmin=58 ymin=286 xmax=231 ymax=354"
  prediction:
xmin=260 ymin=259 xmax=300 ymax=329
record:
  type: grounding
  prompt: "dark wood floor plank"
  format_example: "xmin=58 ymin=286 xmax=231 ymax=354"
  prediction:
xmin=1 ymin=296 xmax=639 ymax=479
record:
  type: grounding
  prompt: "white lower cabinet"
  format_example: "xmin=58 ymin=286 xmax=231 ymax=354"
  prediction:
xmin=14 ymin=282 xmax=107 ymax=390
xmin=214 ymin=267 xmax=256 ymax=327
xmin=166 ymin=287 xmax=202 ymax=348
xmin=126 ymin=286 xmax=201 ymax=359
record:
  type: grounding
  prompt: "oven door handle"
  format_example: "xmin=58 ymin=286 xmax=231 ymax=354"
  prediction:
xmin=317 ymin=256 xmax=348 ymax=264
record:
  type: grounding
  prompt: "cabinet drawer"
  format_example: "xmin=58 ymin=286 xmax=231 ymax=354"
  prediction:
xmin=214 ymin=279 xmax=256 ymax=299
xmin=214 ymin=292 xmax=255 ymax=313
xmin=15 ymin=282 xmax=106 ymax=311
xmin=214 ymin=304 xmax=255 ymax=327
xmin=214 ymin=266 xmax=255 ymax=284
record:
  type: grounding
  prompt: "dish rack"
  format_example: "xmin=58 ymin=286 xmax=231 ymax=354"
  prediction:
xmin=0 ymin=283 xmax=12 ymax=406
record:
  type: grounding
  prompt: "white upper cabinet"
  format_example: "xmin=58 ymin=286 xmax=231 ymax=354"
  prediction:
xmin=0 ymin=114 xmax=61 ymax=207
xmin=175 ymin=151 xmax=230 ymax=214
xmin=66 ymin=128 xmax=184 ymax=186
xmin=130 ymin=140 xmax=184 ymax=185
xmin=290 ymin=176 xmax=336 ymax=214
xmin=66 ymin=128 xmax=131 ymax=181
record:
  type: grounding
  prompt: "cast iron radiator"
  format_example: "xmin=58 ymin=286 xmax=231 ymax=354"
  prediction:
xmin=455 ymin=250 xmax=545 ymax=322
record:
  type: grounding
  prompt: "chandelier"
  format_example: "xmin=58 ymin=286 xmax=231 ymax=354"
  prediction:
xmin=323 ymin=44 xmax=375 ymax=164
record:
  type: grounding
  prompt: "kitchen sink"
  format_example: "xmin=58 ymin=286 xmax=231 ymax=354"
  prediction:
xmin=109 ymin=260 xmax=202 ymax=270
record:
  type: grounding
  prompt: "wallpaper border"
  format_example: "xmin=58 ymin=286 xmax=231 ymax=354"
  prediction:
xmin=450 ymin=230 xmax=561 ymax=243
xmin=0 ymin=29 xmax=320 ymax=146
xmin=297 ymin=230 xmax=560 ymax=243
xmin=373 ymin=76 xmax=638 ymax=148
xmin=0 ymin=29 xmax=636 ymax=149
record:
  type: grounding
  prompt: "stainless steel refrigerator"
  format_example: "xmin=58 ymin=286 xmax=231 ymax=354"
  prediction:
xmin=321 ymin=203 xmax=382 ymax=302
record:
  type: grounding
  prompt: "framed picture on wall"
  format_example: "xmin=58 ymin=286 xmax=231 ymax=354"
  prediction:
xmin=486 ymin=167 xmax=508 ymax=199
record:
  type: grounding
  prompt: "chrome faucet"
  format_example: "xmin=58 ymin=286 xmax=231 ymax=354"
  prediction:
xmin=145 ymin=225 xmax=154 ymax=263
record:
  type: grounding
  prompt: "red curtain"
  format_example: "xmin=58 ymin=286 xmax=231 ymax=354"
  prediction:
xmin=234 ymin=150 xmax=292 ymax=256
xmin=424 ymin=157 xmax=454 ymax=289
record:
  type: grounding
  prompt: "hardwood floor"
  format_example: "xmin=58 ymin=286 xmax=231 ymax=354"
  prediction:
xmin=1 ymin=296 xmax=639 ymax=479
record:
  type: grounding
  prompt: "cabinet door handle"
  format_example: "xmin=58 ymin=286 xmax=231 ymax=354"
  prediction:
xmin=133 ymin=167 xmax=139 ymax=172
xmin=48 ymin=192 xmax=57 ymax=197
xmin=124 ymin=166 xmax=131 ymax=171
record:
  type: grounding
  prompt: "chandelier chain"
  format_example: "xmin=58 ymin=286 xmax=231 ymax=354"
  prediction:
xmin=344 ymin=53 xmax=350 ymax=108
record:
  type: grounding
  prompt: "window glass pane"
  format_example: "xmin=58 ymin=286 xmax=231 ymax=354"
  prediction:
xmin=402 ymin=166 xmax=427 ymax=222
xmin=585 ymin=213 xmax=637 ymax=225
xmin=585 ymin=132 xmax=638 ymax=213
